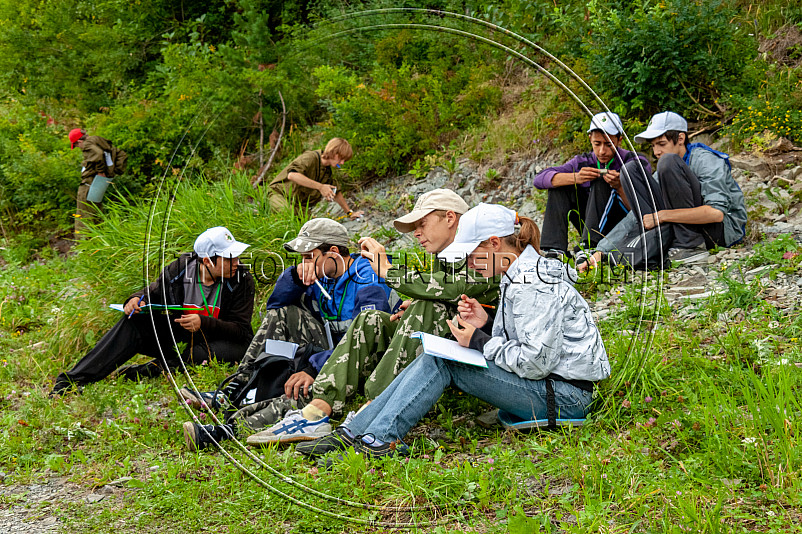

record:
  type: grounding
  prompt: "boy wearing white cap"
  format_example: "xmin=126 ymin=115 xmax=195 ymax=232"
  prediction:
xmin=50 ymin=227 xmax=255 ymax=395
xmin=533 ymin=112 xmax=651 ymax=257
xmin=182 ymin=218 xmax=401 ymax=449
xmin=296 ymin=204 xmax=609 ymax=459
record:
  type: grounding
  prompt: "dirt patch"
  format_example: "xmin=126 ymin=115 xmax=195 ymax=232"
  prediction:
xmin=0 ymin=477 xmax=123 ymax=534
xmin=758 ymin=24 xmax=802 ymax=67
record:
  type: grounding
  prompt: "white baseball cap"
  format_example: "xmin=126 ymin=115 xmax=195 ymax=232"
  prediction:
xmin=438 ymin=203 xmax=517 ymax=262
xmin=587 ymin=112 xmax=624 ymax=136
xmin=194 ymin=227 xmax=250 ymax=258
xmin=634 ymin=111 xmax=688 ymax=143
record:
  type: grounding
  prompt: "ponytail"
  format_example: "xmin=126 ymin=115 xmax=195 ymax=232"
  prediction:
xmin=478 ymin=215 xmax=541 ymax=254
xmin=504 ymin=215 xmax=541 ymax=254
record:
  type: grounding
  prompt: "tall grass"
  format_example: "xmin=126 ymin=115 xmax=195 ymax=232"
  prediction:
xmin=40 ymin=171 xmax=307 ymax=383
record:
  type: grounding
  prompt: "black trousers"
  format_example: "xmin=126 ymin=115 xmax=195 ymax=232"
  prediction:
xmin=56 ymin=313 xmax=250 ymax=387
xmin=620 ymin=154 xmax=726 ymax=249
xmin=540 ymin=179 xmax=628 ymax=252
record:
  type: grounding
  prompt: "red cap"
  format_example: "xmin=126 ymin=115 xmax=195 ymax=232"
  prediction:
xmin=69 ymin=128 xmax=85 ymax=149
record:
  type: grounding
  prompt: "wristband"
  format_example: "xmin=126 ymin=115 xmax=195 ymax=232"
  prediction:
xmin=347 ymin=210 xmax=353 ymax=216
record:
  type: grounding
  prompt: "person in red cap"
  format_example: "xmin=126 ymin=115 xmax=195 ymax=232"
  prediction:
xmin=69 ymin=128 xmax=127 ymax=237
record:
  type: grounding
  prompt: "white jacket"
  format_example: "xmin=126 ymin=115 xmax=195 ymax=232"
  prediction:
xmin=483 ymin=245 xmax=610 ymax=382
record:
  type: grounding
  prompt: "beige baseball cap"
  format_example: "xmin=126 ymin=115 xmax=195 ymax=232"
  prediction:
xmin=393 ymin=189 xmax=470 ymax=234
xmin=284 ymin=218 xmax=350 ymax=253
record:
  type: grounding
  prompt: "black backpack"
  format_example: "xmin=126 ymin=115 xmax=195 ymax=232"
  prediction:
xmin=229 ymin=344 xmax=324 ymax=405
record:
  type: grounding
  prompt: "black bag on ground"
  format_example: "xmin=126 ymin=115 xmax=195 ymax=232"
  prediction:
xmin=230 ymin=343 xmax=324 ymax=406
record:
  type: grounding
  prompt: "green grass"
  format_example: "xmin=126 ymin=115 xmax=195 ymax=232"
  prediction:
xmin=1 ymin=175 xmax=802 ymax=532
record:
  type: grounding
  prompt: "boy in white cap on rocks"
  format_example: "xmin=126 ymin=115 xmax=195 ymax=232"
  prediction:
xmin=50 ymin=227 xmax=255 ymax=395
xmin=533 ymin=112 xmax=651 ymax=258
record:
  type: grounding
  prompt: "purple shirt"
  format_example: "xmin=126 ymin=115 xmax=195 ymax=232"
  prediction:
xmin=533 ymin=148 xmax=652 ymax=190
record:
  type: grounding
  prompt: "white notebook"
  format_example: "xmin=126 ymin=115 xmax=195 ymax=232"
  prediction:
xmin=264 ymin=339 xmax=299 ymax=360
xmin=411 ymin=332 xmax=488 ymax=368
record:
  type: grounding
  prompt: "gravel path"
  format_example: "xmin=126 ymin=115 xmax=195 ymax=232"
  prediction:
xmin=0 ymin=477 xmax=117 ymax=534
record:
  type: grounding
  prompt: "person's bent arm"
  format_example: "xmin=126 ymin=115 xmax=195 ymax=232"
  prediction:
xmin=643 ymin=205 xmax=723 ymax=230
xmin=483 ymin=283 xmax=564 ymax=380
xmin=287 ymin=171 xmax=334 ymax=200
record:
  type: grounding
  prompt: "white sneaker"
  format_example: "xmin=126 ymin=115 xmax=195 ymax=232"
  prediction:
xmin=246 ymin=410 xmax=332 ymax=445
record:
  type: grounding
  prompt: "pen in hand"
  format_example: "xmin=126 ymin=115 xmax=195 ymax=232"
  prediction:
xmin=128 ymin=294 xmax=145 ymax=319
xmin=314 ymin=279 xmax=333 ymax=300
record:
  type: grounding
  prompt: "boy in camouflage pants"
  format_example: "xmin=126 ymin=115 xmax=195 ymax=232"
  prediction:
xmin=248 ymin=189 xmax=499 ymax=445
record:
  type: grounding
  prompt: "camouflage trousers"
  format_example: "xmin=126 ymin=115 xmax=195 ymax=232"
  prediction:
xmin=312 ymin=299 xmax=453 ymax=415
xmin=228 ymin=394 xmax=310 ymax=431
xmin=232 ymin=305 xmax=326 ymax=385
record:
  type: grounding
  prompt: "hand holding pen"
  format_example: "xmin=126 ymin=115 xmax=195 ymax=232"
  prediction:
xmin=455 ymin=294 xmax=489 ymax=329
xmin=125 ymin=294 xmax=145 ymax=318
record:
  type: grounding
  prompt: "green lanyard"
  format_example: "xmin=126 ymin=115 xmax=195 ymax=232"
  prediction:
xmin=198 ymin=273 xmax=222 ymax=316
xmin=596 ymin=158 xmax=613 ymax=170
xmin=318 ymin=279 xmax=349 ymax=321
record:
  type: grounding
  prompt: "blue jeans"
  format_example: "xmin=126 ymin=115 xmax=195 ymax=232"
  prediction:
xmin=346 ymin=354 xmax=593 ymax=443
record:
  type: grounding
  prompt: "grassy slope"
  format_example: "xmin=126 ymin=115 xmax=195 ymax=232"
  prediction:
xmin=2 ymin=173 xmax=802 ymax=534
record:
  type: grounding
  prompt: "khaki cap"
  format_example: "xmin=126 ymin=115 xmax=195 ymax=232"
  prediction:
xmin=284 ymin=218 xmax=350 ymax=253
xmin=393 ymin=189 xmax=470 ymax=234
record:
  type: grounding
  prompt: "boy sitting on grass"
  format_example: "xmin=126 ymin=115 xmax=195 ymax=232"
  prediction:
xmin=50 ymin=227 xmax=255 ymax=396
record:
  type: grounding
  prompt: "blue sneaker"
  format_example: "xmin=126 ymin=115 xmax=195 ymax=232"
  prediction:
xmin=246 ymin=410 xmax=332 ymax=445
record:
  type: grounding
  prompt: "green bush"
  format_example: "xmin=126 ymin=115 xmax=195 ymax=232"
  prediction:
xmin=313 ymin=48 xmax=502 ymax=179
xmin=0 ymin=99 xmax=77 ymax=234
xmin=584 ymin=0 xmax=758 ymax=118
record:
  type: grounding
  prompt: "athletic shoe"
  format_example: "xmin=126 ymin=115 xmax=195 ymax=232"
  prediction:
xmin=668 ymin=245 xmax=708 ymax=265
xmin=295 ymin=426 xmax=355 ymax=457
xmin=179 ymin=388 xmax=228 ymax=411
xmin=183 ymin=422 xmax=236 ymax=451
xmin=355 ymin=434 xmax=409 ymax=458
xmin=246 ymin=410 xmax=332 ymax=445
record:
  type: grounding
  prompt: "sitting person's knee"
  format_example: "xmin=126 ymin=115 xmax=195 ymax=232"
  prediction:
xmin=656 ymin=152 xmax=683 ymax=174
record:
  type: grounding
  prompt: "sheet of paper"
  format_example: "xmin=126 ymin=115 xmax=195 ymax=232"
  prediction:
xmin=412 ymin=331 xmax=488 ymax=368
xmin=264 ymin=339 xmax=299 ymax=360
